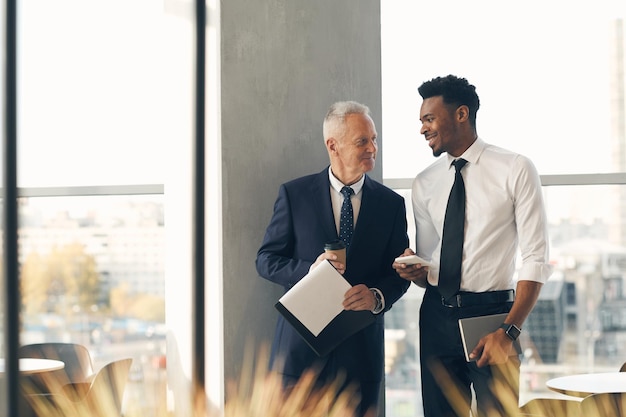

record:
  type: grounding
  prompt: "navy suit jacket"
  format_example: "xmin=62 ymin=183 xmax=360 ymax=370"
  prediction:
xmin=256 ymin=168 xmax=410 ymax=383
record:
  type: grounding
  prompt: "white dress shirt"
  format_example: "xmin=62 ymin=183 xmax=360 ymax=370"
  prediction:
xmin=412 ymin=138 xmax=553 ymax=292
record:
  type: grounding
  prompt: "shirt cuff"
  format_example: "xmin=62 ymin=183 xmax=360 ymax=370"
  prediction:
xmin=369 ymin=288 xmax=385 ymax=314
xmin=517 ymin=262 xmax=554 ymax=284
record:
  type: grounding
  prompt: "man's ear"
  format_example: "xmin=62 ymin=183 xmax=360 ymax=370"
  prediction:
xmin=326 ymin=137 xmax=337 ymax=153
xmin=456 ymin=105 xmax=470 ymax=122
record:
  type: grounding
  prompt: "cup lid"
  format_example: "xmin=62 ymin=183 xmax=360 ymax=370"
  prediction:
xmin=324 ymin=240 xmax=345 ymax=250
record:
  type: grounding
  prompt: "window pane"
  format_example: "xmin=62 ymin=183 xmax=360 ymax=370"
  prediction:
xmin=17 ymin=0 xmax=189 ymax=187
xmin=381 ymin=2 xmax=625 ymax=178
xmin=17 ymin=1 xmax=192 ymax=415
xmin=526 ymin=184 xmax=626 ymax=402
xmin=19 ymin=194 xmax=166 ymax=416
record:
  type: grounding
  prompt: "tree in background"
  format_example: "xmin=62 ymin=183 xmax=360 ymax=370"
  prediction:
xmin=21 ymin=243 xmax=101 ymax=315
xmin=21 ymin=242 xmax=165 ymax=328
xmin=110 ymin=282 xmax=165 ymax=322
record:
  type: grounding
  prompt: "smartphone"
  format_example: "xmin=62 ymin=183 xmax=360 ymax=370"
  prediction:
xmin=394 ymin=255 xmax=432 ymax=267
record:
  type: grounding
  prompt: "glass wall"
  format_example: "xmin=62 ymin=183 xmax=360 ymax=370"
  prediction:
xmin=381 ymin=2 xmax=626 ymax=416
xmin=13 ymin=1 xmax=192 ymax=416
xmin=19 ymin=194 xmax=166 ymax=415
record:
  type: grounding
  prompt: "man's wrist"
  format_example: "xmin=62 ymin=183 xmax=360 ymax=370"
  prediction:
xmin=499 ymin=323 xmax=521 ymax=341
xmin=369 ymin=288 xmax=385 ymax=314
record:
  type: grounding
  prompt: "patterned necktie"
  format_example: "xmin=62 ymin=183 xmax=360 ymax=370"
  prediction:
xmin=339 ymin=186 xmax=355 ymax=248
xmin=438 ymin=158 xmax=468 ymax=300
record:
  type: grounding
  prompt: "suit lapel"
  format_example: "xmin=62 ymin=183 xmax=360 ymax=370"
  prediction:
xmin=311 ymin=169 xmax=338 ymax=241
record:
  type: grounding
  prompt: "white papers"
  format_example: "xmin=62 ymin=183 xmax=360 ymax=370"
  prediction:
xmin=278 ymin=260 xmax=351 ymax=336
xmin=275 ymin=261 xmax=376 ymax=356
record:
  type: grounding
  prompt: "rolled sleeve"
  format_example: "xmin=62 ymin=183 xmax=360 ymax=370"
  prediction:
xmin=517 ymin=261 xmax=554 ymax=284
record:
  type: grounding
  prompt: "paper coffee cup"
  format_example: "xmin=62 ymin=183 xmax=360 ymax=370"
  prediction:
xmin=324 ymin=240 xmax=346 ymax=265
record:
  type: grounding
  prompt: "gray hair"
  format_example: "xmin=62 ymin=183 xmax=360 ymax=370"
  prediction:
xmin=323 ymin=101 xmax=371 ymax=141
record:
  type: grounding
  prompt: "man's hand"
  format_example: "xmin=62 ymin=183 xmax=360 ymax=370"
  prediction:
xmin=392 ymin=249 xmax=429 ymax=287
xmin=343 ymin=284 xmax=375 ymax=311
xmin=470 ymin=328 xmax=515 ymax=367
xmin=470 ymin=280 xmax=543 ymax=366
xmin=310 ymin=251 xmax=346 ymax=275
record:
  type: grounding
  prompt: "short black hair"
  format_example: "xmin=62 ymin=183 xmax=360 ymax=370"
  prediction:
xmin=418 ymin=75 xmax=480 ymax=127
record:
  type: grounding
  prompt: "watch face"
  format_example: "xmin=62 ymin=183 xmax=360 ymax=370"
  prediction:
xmin=506 ymin=325 xmax=521 ymax=341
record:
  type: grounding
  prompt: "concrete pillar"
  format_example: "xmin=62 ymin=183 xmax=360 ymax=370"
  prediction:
xmin=221 ymin=0 xmax=383 ymax=384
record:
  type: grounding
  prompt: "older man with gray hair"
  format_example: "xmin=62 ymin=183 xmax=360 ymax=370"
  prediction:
xmin=257 ymin=100 xmax=410 ymax=416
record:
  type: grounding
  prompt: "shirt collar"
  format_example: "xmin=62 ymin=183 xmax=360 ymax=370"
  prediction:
xmin=446 ymin=137 xmax=486 ymax=168
xmin=328 ymin=167 xmax=365 ymax=194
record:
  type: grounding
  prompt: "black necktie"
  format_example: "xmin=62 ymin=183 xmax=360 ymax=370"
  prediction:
xmin=339 ymin=186 xmax=355 ymax=248
xmin=439 ymin=158 xmax=468 ymax=300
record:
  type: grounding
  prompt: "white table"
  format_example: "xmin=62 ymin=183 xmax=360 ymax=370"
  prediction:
xmin=546 ymin=372 xmax=626 ymax=397
xmin=0 ymin=358 xmax=65 ymax=375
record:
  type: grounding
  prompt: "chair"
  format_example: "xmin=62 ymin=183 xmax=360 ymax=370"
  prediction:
xmin=580 ymin=392 xmax=626 ymax=416
xmin=518 ymin=397 xmax=582 ymax=417
xmin=19 ymin=343 xmax=95 ymax=394
xmin=25 ymin=358 xmax=133 ymax=417
xmin=19 ymin=343 xmax=95 ymax=383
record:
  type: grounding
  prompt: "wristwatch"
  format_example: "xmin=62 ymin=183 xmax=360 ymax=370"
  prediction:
xmin=370 ymin=288 xmax=384 ymax=314
xmin=500 ymin=323 xmax=521 ymax=341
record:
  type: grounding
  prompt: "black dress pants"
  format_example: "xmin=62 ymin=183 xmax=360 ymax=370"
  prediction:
xmin=419 ymin=285 xmax=520 ymax=417
xmin=281 ymin=365 xmax=381 ymax=417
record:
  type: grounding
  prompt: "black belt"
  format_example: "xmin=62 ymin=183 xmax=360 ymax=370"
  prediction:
xmin=440 ymin=289 xmax=515 ymax=308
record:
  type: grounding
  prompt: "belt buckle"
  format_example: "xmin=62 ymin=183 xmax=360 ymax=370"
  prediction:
xmin=441 ymin=295 xmax=461 ymax=308
xmin=441 ymin=296 xmax=451 ymax=307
